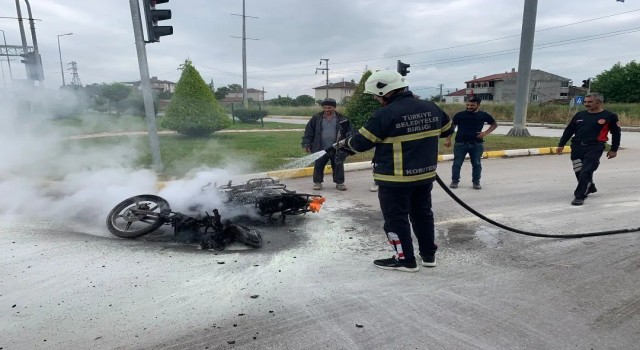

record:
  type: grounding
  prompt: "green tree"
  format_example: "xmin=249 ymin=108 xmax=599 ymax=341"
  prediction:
xmin=214 ymin=86 xmax=230 ymax=100
xmin=214 ymin=83 xmax=243 ymax=100
xmin=293 ymin=94 xmax=316 ymax=106
xmin=161 ymin=60 xmax=230 ymax=136
xmin=269 ymin=95 xmax=294 ymax=106
xmin=591 ymin=60 xmax=640 ymax=103
xmin=100 ymin=83 xmax=131 ymax=115
xmin=227 ymin=83 xmax=242 ymax=91
xmin=121 ymin=90 xmax=159 ymax=117
xmin=157 ymin=90 xmax=173 ymax=100
xmin=344 ymin=70 xmax=380 ymax=129
xmin=100 ymin=83 xmax=132 ymax=115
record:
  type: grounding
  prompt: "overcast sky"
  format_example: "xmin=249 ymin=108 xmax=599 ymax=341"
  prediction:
xmin=1 ymin=0 xmax=638 ymax=98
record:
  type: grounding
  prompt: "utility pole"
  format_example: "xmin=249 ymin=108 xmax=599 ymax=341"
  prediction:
xmin=0 ymin=30 xmax=14 ymax=81
xmin=1 ymin=61 xmax=5 ymax=88
xmin=316 ymin=58 xmax=329 ymax=99
xmin=508 ymin=0 xmax=537 ymax=137
xmin=129 ymin=0 xmax=163 ymax=172
xmin=14 ymin=0 xmax=29 ymax=80
xmin=23 ymin=0 xmax=43 ymax=84
xmin=231 ymin=0 xmax=258 ymax=109
xmin=57 ymin=33 xmax=72 ymax=86
xmin=438 ymin=83 xmax=444 ymax=100
xmin=68 ymin=61 xmax=81 ymax=86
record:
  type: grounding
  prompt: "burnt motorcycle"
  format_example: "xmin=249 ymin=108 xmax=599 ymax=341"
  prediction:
xmin=105 ymin=177 xmax=326 ymax=250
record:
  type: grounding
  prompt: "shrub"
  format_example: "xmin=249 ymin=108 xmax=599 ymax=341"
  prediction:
xmin=344 ymin=70 xmax=380 ymax=129
xmin=233 ymin=109 xmax=268 ymax=123
xmin=161 ymin=60 xmax=230 ymax=136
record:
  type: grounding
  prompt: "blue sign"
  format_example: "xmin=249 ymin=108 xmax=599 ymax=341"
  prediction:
xmin=575 ymin=96 xmax=584 ymax=105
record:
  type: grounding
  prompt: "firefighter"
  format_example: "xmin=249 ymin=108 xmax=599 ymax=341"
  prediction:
xmin=338 ymin=71 xmax=453 ymax=272
xmin=556 ymin=92 xmax=621 ymax=205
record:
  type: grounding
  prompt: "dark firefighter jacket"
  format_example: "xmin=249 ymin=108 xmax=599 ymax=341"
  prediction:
xmin=301 ymin=112 xmax=353 ymax=153
xmin=558 ymin=110 xmax=621 ymax=152
xmin=347 ymin=91 xmax=453 ymax=187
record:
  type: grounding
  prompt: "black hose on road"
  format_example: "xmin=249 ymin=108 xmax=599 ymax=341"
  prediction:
xmin=434 ymin=174 xmax=640 ymax=238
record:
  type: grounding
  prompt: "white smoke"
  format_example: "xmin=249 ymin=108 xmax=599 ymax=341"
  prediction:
xmin=0 ymin=89 xmax=256 ymax=235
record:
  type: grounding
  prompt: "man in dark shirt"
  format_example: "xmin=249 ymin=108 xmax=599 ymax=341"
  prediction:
xmin=444 ymin=97 xmax=498 ymax=189
xmin=556 ymin=93 xmax=621 ymax=205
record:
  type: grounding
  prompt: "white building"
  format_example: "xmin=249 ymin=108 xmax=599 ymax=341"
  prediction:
xmin=313 ymin=81 xmax=358 ymax=103
xmin=444 ymin=88 xmax=467 ymax=104
xmin=122 ymin=76 xmax=176 ymax=93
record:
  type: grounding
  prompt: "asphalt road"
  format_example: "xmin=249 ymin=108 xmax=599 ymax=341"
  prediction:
xmin=1 ymin=130 xmax=639 ymax=350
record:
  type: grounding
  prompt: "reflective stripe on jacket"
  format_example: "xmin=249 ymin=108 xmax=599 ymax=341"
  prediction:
xmin=347 ymin=91 xmax=453 ymax=187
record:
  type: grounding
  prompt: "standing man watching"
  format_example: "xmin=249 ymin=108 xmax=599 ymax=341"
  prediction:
xmin=444 ymin=97 xmax=498 ymax=190
xmin=338 ymin=71 xmax=453 ymax=272
xmin=302 ymin=98 xmax=352 ymax=191
xmin=556 ymin=93 xmax=621 ymax=206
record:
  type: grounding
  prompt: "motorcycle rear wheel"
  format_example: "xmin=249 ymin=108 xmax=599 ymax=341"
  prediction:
xmin=106 ymin=195 xmax=171 ymax=239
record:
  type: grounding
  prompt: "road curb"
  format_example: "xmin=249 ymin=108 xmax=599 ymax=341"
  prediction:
xmin=155 ymin=146 xmax=571 ymax=188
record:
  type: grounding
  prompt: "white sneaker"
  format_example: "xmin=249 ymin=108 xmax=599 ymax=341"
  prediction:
xmin=313 ymin=183 xmax=322 ymax=190
xmin=369 ymin=184 xmax=379 ymax=192
xmin=421 ymin=255 xmax=436 ymax=267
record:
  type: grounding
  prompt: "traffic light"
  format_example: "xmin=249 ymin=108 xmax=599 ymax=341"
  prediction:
xmin=20 ymin=51 xmax=36 ymax=65
xmin=581 ymin=79 xmax=591 ymax=88
xmin=142 ymin=0 xmax=173 ymax=43
xmin=397 ymin=60 xmax=410 ymax=76
xmin=20 ymin=51 xmax=43 ymax=80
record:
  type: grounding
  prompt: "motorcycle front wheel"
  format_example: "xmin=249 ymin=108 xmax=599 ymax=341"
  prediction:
xmin=106 ymin=195 xmax=171 ymax=239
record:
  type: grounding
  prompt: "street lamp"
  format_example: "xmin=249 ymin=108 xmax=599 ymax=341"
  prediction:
xmin=0 ymin=29 xmax=13 ymax=81
xmin=1 ymin=61 xmax=6 ymax=88
xmin=57 ymin=32 xmax=73 ymax=86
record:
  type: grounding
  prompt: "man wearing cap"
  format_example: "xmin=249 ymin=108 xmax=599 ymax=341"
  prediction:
xmin=302 ymin=98 xmax=352 ymax=191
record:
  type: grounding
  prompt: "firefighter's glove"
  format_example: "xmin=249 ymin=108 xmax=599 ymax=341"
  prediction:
xmin=337 ymin=140 xmax=356 ymax=157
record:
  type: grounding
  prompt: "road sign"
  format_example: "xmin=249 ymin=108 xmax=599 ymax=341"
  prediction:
xmin=575 ymin=96 xmax=584 ymax=105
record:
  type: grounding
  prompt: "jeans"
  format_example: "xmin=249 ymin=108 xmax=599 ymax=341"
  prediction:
xmin=452 ymin=142 xmax=484 ymax=183
xmin=570 ymin=142 xmax=605 ymax=199
xmin=378 ymin=183 xmax=437 ymax=262
xmin=313 ymin=152 xmax=345 ymax=184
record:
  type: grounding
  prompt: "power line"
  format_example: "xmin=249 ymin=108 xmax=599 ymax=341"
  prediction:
xmin=245 ymin=8 xmax=640 ymax=74
xmin=409 ymin=26 xmax=640 ymax=68
xmin=199 ymin=23 xmax=640 ymax=83
xmin=330 ymin=8 xmax=640 ymax=66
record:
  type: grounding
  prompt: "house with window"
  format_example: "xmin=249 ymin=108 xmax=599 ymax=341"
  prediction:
xmin=464 ymin=69 xmax=571 ymax=104
xmin=122 ymin=76 xmax=176 ymax=93
xmin=313 ymin=80 xmax=358 ymax=103
xmin=443 ymin=88 xmax=468 ymax=104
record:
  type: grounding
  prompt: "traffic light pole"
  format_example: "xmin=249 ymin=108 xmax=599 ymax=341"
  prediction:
xmin=129 ymin=0 xmax=163 ymax=173
xmin=14 ymin=0 xmax=30 ymax=79
xmin=23 ymin=0 xmax=43 ymax=84
xmin=508 ymin=0 xmax=537 ymax=137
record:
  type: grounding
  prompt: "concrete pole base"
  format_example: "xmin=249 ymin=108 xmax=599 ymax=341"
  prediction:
xmin=506 ymin=127 xmax=531 ymax=137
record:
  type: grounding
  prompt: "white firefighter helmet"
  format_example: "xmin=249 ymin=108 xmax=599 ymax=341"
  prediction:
xmin=364 ymin=70 xmax=409 ymax=96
